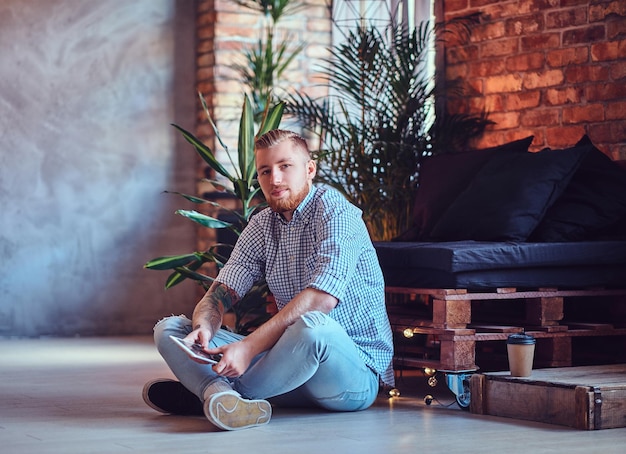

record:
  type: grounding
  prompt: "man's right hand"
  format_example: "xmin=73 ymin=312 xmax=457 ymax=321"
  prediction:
xmin=184 ymin=327 xmax=213 ymax=350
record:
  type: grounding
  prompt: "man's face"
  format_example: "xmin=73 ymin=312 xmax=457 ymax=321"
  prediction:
xmin=255 ymin=140 xmax=316 ymax=220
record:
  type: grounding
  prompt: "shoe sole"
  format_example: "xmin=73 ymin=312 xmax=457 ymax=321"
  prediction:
xmin=204 ymin=392 xmax=272 ymax=431
xmin=142 ymin=378 xmax=177 ymax=414
xmin=142 ymin=378 xmax=204 ymax=415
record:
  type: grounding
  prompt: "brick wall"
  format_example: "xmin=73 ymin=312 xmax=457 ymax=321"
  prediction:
xmin=441 ymin=0 xmax=626 ymax=159
xmin=194 ymin=0 xmax=331 ymax=254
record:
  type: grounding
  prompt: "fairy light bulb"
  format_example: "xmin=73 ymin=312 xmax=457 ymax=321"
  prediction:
xmin=403 ymin=328 xmax=414 ymax=338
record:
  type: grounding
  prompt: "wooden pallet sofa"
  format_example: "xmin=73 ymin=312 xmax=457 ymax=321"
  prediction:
xmin=374 ymin=135 xmax=626 ymax=373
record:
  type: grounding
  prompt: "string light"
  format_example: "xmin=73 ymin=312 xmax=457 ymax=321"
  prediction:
xmin=403 ymin=328 xmax=414 ymax=338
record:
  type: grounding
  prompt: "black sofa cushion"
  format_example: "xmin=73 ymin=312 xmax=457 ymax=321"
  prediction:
xmin=428 ymin=144 xmax=591 ymax=241
xmin=394 ymin=136 xmax=533 ymax=241
xmin=374 ymin=240 xmax=626 ymax=289
xmin=530 ymin=136 xmax=626 ymax=241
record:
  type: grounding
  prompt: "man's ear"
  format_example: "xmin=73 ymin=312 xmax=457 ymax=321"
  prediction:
xmin=307 ymin=160 xmax=317 ymax=179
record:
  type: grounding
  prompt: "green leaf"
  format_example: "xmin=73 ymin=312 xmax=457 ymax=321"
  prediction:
xmin=174 ymin=266 xmax=214 ymax=282
xmin=238 ymin=95 xmax=256 ymax=181
xmin=163 ymin=191 xmax=213 ymax=205
xmin=176 ymin=210 xmax=233 ymax=229
xmin=144 ymin=253 xmax=201 ymax=270
xmin=171 ymin=124 xmax=232 ymax=180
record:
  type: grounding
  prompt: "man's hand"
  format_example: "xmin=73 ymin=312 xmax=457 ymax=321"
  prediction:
xmin=205 ymin=339 xmax=256 ymax=378
xmin=183 ymin=327 xmax=213 ymax=350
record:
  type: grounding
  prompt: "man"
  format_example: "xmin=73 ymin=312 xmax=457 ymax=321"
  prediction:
xmin=143 ymin=129 xmax=394 ymax=431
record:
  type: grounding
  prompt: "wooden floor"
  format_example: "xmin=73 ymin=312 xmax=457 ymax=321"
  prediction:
xmin=1 ymin=337 xmax=624 ymax=454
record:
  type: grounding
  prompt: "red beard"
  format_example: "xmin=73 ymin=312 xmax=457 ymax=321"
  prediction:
xmin=267 ymin=184 xmax=310 ymax=215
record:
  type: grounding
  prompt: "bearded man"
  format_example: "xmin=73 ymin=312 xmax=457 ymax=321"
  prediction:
xmin=143 ymin=129 xmax=394 ymax=431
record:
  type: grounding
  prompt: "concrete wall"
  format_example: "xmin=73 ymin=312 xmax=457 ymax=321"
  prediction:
xmin=0 ymin=0 xmax=199 ymax=337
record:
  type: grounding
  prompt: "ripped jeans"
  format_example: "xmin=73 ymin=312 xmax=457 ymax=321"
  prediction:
xmin=153 ymin=311 xmax=380 ymax=411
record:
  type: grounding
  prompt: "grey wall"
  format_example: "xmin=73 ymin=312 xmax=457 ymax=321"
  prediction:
xmin=0 ymin=0 xmax=200 ymax=337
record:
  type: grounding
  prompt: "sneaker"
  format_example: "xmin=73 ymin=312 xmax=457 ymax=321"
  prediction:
xmin=142 ymin=378 xmax=204 ymax=416
xmin=203 ymin=391 xmax=272 ymax=431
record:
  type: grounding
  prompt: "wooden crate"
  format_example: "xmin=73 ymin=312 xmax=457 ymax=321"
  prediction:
xmin=387 ymin=287 xmax=626 ymax=371
xmin=469 ymin=364 xmax=626 ymax=430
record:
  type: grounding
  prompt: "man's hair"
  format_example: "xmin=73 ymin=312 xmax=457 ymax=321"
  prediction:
xmin=255 ymin=129 xmax=311 ymax=159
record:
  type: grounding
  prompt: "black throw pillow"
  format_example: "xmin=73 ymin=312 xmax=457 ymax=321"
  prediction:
xmin=428 ymin=144 xmax=591 ymax=241
xmin=394 ymin=136 xmax=534 ymax=241
xmin=530 ymin=135 xmax=626 ymax=241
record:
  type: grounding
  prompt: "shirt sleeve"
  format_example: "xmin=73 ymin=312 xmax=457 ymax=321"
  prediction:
xmin=306 ymin=198 xmax=364 ymax=303
xmin=215 ymin=213 xmax=266 ymax=299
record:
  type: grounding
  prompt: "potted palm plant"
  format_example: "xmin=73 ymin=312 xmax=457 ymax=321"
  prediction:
xmin=286 ymin=16 xmax=491 ymax=241
xmin=144 ymin=94 xmax=284 ymax=334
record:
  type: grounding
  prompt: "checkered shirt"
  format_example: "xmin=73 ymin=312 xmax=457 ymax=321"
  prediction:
xmin=216 ymin=186 xmax=395 ymax=386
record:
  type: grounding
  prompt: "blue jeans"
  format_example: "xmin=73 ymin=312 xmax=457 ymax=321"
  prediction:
xmin=154 ymin=311 xmax=380 ymax=411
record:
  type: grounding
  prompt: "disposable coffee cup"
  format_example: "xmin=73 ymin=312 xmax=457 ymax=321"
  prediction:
xmin=507 ymin=333 xmax=536 ymax=377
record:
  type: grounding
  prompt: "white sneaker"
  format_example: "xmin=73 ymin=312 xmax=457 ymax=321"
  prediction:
xmin=204 ymin=391 xmax=272 ymax=431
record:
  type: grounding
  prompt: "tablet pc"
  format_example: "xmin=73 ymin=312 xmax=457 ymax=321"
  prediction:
xmin=169 ymin=335 xmax=222 ymax=364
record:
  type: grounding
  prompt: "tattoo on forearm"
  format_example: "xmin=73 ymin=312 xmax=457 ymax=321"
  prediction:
xmin=193 ymin=282 xmax=239 ymax=331
xmin=210 ymin=282 xmax=238 ymax=311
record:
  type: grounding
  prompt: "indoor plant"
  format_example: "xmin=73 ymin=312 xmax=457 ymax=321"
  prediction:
xmin=286 ymin=16 xmax=490 ymax=241
xmin=144 ymin=93 xmax=284 ymax=334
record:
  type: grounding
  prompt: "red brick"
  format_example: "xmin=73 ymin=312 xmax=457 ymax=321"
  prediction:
xmin=467 ymin=78 xmax=484 ymax=95
xmin=467 ymin=94 xmax=502 ymax=113
xmin=587 ymin=121 xmax=616 ymax=144
xmin=480 ymin=38 xmax=520 ymax=58
xmin=505 ymin=13 xmax=544 ymax=36
xmin=468 ymin=60 xmax=507 ymax=77
xmin=489 ymin=111 xmax=521 ymax=129
xmin=591 ymin=39 xmax=626 ymax=61
xmin=545 ymin=87 xmax=583 ymax=106
xmin=520 ymin=33 xmax=560 ymax=51
xmin=585 ymin=82 xmax=626 ymax=102
xmin=446 ymin=45 xmax=480 ymax=64
xmin=560 ymin=0 xmax=590 ymax=7
xmin=562 ymin=104 xmax=605 ymax=124
xmin=546 ymin=7 xmax=587 ymax=29
xmin=197 ymin=12 xmax=217 ymax=27
xmin=589 ymin=1 xmax=626 ymax=23
xmin=607 ymin=101 xmax=626 ymax=120
xmin=506 ymin=91 xmax=542 ymax=110
xmin=520 ymin=108 xmax=560 ymax=127
xmin=506 ymin=52 xmax=545 ymax=71
xmin=478 ymin=129 xmax=541 ymax=149
xmin=545 ymin=125 xmax=586 ymax=148
xmin=470 ymin=0 xmax=504 ymax=7
xmin=563 ymin=25 xmax=606 ymax=46
xmin=523 ymin=70 xmax=564 ymax=89
xmin=564 ymin=65 xmax=610 ymax=83
xmin=527 ymin=0 xmax=561 ymax=10
xmin=546 ymin=46 xmax=589 ymax=67
xmin=446 ymin=0 xmax=470 ymax=13
xmin=608 ymin=144 xmax=626 ymax=161
xmin=482 ymin=94 xmax=506 ymax=112
xmin=610 ymin=61 xmax=626 ymax=80
xmin=479 ymin=3 xmax=524 ymax=21
xmin=607 ymin=16 xmax=626 ymax=40
xmin=484 ymin=74 xmax=524 ymax=94
xmin=447 ymin=63 xmax=469 ymax=80
xmin=471 ymin=21 xmax=506 ymax=42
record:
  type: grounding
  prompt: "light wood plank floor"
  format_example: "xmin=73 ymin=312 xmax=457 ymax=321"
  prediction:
xmin=1 ymin=336 xmax=624 ymax=453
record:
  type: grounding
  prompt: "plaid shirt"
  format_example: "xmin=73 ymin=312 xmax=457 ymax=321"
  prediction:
xmin=217 ymin=186 xmax=395 ymax=386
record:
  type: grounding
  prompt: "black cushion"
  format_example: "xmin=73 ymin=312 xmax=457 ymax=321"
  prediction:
xmin=394 ymin=136 xmax=533 ymax=241
xmin=530 ymin=135 xmax=626 ymax=241
xmin=374 ymin=240 xmax=626 ymax=289
xmin=428 ymin=144 xmax=591 ymax=241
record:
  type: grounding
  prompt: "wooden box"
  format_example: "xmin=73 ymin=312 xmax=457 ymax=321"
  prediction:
xmin=470 ymin=364 xmax=626 ymax=430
